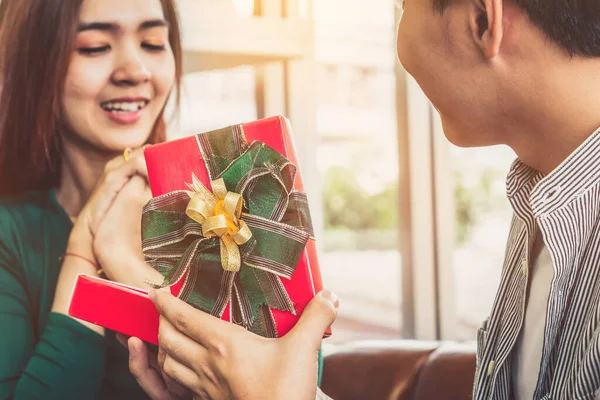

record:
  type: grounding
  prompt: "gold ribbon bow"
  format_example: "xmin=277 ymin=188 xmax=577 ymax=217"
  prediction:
xmin=185 ymin=174 xmax=253 ymax=272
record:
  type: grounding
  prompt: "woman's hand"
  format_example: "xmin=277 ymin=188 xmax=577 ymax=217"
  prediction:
xmin=92 ymin=173 xmax=163 ymax=286
xmin=66 ymin=147 xmax=148 ymax=263
xmin=131 ymin=290 xmax=338 ymax=400
xmin=53 ymin=147 xmax=149 ymax=332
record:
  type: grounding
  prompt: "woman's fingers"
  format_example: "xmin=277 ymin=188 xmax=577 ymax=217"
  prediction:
xmin=91 ymin=172 xmax=161 ymax=285
xmin=111 ymin=174 xmax=152 ymax=214
xmin=101 ymin=148 xmax=148 ymax=193
xmin=104 ymin=146 xmax=147 ymax=175
xmin=88 ymin=147 xmax=149 ymax=233
xmin=128 ymin=337 xmax=176 ymax=400
xmin=122 ymin=147 xmax=149 ymax=179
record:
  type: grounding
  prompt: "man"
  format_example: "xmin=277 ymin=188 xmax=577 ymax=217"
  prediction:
xmin=130 ymin=0 xmax=600 ymax=398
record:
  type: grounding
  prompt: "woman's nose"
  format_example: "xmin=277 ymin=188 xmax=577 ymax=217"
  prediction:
xmin=111 ymin=53 xmax=152 ymax=86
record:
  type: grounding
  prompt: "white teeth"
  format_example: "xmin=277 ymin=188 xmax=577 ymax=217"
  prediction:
xmin=101 ymin=100 xmax=147 ymax=112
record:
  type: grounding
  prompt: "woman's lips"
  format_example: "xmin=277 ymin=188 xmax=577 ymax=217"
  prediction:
xmin=104 ymin=108 xmax=143 ymax=124
xmin=100 ymin=99 xmax=149 ymax=125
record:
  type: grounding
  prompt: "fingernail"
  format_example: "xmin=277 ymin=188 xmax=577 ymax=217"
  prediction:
xmin=319 ymin=290 xmax=339 ymax=310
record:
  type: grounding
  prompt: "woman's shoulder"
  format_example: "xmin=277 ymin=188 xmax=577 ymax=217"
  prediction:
xmin=0 ymin=190 xmax=69 ymax=274
xmin=0 ymin=190 xmax=55 ymax=223
xmin=0 ymin=190 xmax=66 ymax=246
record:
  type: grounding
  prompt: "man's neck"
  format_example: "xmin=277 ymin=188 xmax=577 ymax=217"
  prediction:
xmin=505 ymin=60 xmax=600 ymax=175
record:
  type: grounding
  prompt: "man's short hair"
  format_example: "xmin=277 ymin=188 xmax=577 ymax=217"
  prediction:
xmin=432 ymin=0 xmax=600 ymax=57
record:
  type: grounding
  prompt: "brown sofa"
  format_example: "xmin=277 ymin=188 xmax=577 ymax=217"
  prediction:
xmin=321 ymin=340 xmax=477 ymax=400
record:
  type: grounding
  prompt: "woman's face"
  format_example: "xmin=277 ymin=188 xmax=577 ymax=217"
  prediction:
xmin=62 ymin=0 xmax=176 ymax=153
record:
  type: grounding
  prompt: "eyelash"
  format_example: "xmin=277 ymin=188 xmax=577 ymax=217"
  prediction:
xmin=77 ymin=43 xmax=166 ymax=55
xmin=142 ymin=43 xmax=166 ymax=51
xmin=78 ymin=45 xmax=110 ymax=55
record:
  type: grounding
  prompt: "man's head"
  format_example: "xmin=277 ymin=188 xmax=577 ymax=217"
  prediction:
xmin=397 ymin=0 xmax=600 ymax=148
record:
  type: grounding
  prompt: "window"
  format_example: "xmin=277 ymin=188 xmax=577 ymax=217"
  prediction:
xmin=451 ymin=145 xmax=515 ymax=340
xmin=315 ymin=1 xmax=402 ymax=343
xmin=168 ymin=67 xmax=258 ymax=140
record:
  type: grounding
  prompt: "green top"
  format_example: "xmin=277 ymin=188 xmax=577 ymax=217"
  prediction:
xmin=0 ymin=191 xmax=148 ymax=400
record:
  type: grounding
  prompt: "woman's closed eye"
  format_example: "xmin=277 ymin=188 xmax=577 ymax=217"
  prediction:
xmin=78 ymin=45 xmax=110 ymax=55
xmin=142 ymin=42 xmax=166 ymax=52
xmin=77 ymin=42 xmax=165 ymax=56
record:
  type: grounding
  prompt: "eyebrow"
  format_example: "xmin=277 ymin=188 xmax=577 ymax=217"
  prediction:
xmin=76 ymin=19 xmax=168 ymax=33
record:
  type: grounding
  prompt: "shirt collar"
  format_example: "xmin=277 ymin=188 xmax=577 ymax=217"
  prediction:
xmin=506 ymin=127 xmax=600 ymax=217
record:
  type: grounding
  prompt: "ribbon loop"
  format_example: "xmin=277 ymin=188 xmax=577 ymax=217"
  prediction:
xmin=202 ymin=214 xmax=229 ymax=237
xmin=232 ymin=220 xmax=252 ymax=245
xmin=186 ymin=196 xmax=215 ymax=224
xmin=222 ymin=192 xmax=243 ymax=223
xmin=220 ymin=235 xmax=241 ymax=272
xmin=212 ymin=178 xmax=228 ymax=200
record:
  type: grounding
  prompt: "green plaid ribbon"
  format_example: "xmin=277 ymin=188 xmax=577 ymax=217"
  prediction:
xmin=141 ymin=124 xmax=314 ymax=337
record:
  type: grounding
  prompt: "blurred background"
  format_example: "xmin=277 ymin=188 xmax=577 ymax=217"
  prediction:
xmin=167 ymin=0 xmax=516 ymax=343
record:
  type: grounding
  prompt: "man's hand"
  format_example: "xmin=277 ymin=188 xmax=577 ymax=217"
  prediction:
xmin=131 ymin=290 xmax=338 ymax=400
xmin=120 ymin=334 xmax=191 ymax=400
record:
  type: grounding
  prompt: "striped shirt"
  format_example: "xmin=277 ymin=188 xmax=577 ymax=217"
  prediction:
xmin=473 ymin=128 xmax=600 ymax=400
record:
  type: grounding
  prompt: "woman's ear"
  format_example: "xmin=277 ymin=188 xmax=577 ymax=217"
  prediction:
xmin=471 ymin=0 xmax=504 ymax=59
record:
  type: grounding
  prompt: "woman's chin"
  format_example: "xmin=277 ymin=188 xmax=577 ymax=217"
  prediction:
xmin=98 ymin=130 xmax=153 ymax=152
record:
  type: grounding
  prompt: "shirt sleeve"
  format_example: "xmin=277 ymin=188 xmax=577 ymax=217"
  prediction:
xmin=0 ymin=215 xmax=108 ymax=400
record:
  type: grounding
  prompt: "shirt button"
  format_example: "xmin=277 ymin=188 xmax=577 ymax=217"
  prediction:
xmin=487 ymin=360 xmax=496 ymax=377
xmin=522 ymin=259 xmax=528 ymax=276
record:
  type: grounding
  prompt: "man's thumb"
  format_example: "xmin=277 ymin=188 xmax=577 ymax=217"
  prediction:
xmin=288 ymin=290 xmax=339 ymax=347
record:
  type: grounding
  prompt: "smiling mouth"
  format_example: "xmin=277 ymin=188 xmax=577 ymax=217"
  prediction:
xmin=100 ymin=100 xmax=149 ymax=113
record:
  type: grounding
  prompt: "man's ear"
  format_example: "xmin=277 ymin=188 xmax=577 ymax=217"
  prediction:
xmin=471 ymin=0 xmax=503 ymax=59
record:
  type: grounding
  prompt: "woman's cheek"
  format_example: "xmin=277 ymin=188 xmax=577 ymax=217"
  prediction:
xmin=150 ymin=52 xmax=176 ymax=94
xmin=64 ymin=57 xmax=111 ymax=100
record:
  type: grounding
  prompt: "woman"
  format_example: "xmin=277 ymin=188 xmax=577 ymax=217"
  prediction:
xmin=0 ymin=0 xmax=182 ymax=398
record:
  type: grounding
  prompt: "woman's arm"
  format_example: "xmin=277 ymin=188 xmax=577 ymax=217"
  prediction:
xmin=51 ymin=237 xmax=106 ymax=334
xmin=0 ymin=237 xmax=108 ymax=399
xmin=1 ymin=148 xmax=154 ymax=399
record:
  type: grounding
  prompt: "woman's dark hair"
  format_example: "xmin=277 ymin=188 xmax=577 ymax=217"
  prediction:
xmin=432 ymin=0 xmax=600 ymax=58
xmin=0 ymin=0 xmax=183 ymax=195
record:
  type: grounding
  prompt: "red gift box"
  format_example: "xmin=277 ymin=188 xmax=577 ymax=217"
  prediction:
xmin=69 ymin=116 xmax=327 ymax=344
xmin=69 ymin=274 xmax=160 ymax=344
